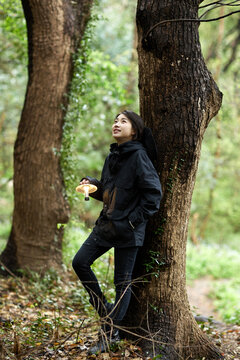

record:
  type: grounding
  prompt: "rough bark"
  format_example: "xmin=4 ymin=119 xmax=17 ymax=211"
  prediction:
xmin=123 ymin=1 xmax=223 ymax=359
xmin=0 ymin=0 xmax=93 ymax=273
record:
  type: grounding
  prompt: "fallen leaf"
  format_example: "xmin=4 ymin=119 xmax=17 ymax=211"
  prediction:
xmin=125 ymin=349 xmax=130 ymax=357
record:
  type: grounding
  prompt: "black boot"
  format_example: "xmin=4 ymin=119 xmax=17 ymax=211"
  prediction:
xmin=103 ymin=298 xmax=114 ymax=316
xmin=89 ymin=295 xmax=114 ymax=318
xmin=88 ymin=326 xmax=120 ymax=355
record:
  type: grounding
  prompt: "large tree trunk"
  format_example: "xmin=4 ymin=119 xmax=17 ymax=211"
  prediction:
xmin=123 ymin=1 xmax=223 ymax=359
xmin=0 ymin=0 xmax=92 ymax=273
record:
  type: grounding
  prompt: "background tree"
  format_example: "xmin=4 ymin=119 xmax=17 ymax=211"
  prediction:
xmin=123 ymin=1 xmax=225 ymax=359
xmin=0 ymin=0 xmax=93 ymax=273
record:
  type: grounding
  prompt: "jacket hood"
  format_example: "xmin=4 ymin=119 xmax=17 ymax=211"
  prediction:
xmin=110 ymin=141 xmax=145 ymax=155
xmin=108 ymin=141 xmax=146 ymax=174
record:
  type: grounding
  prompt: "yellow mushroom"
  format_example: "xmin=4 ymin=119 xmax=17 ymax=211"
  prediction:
xmin=75 ymin=184 xmax=97 ymax=201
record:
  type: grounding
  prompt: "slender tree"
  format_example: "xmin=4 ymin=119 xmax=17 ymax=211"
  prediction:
xmin=124 ymin=1 xmax=224 ymax=359
xmin=0 ymin=0 xmax=93 ymax=273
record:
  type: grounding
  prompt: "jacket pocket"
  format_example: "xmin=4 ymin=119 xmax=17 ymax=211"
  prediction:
xmin=112 ymin=218 xmax=134 ymax=242
xmin=96 ymin=218 xmax=115 ymax=241
xmin=96 ymin=217 xmax=134 ymax=242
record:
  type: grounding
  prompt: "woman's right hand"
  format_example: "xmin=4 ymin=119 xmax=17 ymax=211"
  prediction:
xmin=79 ymin=178 xmax=90 ymax=185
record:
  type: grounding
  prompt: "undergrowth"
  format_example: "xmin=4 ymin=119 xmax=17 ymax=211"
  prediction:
xmin=0 ymin=236 xmax=239 ymax=359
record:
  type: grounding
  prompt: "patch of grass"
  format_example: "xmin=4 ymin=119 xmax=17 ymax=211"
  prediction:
xmin=186 ymin=242 xmax=240 ymax=280
xmin=210 ymin=279 xmax=240 ymax=325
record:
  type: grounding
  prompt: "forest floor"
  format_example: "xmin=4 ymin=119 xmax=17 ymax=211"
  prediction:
xmin=0 ymin=271 xmax=240 ymax=360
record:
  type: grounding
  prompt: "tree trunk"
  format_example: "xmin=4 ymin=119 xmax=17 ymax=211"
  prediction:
xmin=0 ymin=0 xmax=92 ymax=274
xmin=123 ymin=1 xmax=223 ymax=359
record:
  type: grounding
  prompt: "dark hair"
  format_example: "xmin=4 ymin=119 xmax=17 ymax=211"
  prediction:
xmin=116 ymin=110 xmax=144 ymax=141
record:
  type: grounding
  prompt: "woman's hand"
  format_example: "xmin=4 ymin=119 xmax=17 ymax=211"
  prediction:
xmin=79 ymin=178 xmax=90 ymax=185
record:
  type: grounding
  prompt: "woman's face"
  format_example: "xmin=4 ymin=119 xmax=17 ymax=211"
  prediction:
xmin=112 ymin=113 xmax=135 ymax=145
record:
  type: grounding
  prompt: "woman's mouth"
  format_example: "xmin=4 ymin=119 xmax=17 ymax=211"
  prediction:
xmin=113 ymin=129 xmax=121 ymax=134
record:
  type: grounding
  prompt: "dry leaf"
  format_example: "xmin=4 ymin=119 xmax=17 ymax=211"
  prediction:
xmin=125 ymin=349 xmax=130 ymax=357
xmin=101 ymin=352 xmax=110 ymax=359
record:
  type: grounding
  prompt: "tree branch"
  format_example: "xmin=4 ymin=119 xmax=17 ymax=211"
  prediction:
xmin=143 ymin=10 xmax=240 ymax=41
xmin=199 ymin=1 xmax=240 ymax=19
xmin=199 ymin=0 xmax=240 ymax=9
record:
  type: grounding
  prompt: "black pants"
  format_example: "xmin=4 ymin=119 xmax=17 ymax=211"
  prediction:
xmin=72 ymin=231 xmax=139 ymax=326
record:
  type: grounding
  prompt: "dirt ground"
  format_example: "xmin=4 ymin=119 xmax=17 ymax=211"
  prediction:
xmin=187 ymin=276 xmax=220 ymax=319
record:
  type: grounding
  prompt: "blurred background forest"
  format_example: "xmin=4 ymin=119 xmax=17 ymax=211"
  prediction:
xmin=0 ymin=0 xmax=239 ymax=324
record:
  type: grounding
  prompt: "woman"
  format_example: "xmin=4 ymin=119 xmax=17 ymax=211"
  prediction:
xmin=72 ymin=110 xmax=162 ymax=353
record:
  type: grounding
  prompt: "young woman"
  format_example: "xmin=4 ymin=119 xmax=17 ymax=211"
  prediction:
xmin=72 ymin=110 xmax=162 ymax=353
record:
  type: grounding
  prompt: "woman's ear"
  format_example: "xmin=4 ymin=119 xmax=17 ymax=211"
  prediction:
xmin=131 ymin=126 xmax=136 ymax=136
xmin=130 ymin=122 xmax=137 ymax=139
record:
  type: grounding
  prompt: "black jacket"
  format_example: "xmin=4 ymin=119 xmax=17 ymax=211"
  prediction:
xmin=85 ymin=140 xmax=162 ymax=247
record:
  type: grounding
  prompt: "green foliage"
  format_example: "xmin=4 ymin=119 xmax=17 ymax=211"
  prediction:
xmin=210 ymin=280 xmax=240 ymax=325
xmin=60 ymin=8 xmax=137 ymax=225
xmin=0 ymin=0 xmax=27 ymax=252
xmin=60 ymin=1 xmax=136 ymax=204
xmin=0 ymin=0 xmax=27 ymax=64
xmin=61 ymin=49 xmax=131 ymax=206
xmin=91 ymin=0 xmax=136 ymax=63
xmin=144 ymin=250 xmax=168 ymax=277
xmin=190 ymin=10 xmax=240 ymax=245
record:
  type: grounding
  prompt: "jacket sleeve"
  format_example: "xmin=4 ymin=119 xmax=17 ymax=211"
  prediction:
xmin=128 ymin=151 xmax=162 ymax=227
xmin=80 ymin=158 xmax=108 ymax=202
